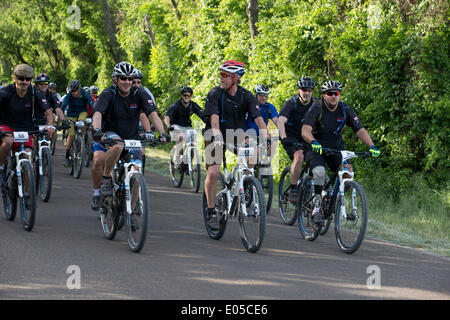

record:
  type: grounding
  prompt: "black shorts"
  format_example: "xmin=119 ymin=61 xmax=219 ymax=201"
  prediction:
xmin=281 ymin=136 xmax=305 ymax=160
xmin=304 ymin=149 xmax=345 ymax=173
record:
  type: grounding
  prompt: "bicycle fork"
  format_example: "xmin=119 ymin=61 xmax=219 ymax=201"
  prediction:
xmin=15 ymin=150 xmax=31 ymax=198
xmin=337 ymin=170 xmax=355 ymax=219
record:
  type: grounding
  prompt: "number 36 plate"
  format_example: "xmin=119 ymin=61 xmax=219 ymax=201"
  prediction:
xmin=13 ymin=132 xmax=29 ymax=142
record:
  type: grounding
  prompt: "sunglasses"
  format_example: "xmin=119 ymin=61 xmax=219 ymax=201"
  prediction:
xmin=220 ymin=72 xmax=231 ymax=79
xmin=183 ymin=94 xmax=191 ymax=98
xmin=132 ymin=80 xmax=141 ymax=84
xmin=325 ymin=91 xmax=340 ymax=97
xmin=37 ymin=82 xmax=49 ymax=85
xmin=17 ymin=76 xmax=32 ymax=82
xmin=119 ymin=76 xmax=133 ymax=82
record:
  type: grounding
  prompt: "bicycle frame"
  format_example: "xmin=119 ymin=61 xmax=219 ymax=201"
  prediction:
xmin=183 ymin=129 xmax=197 ymax=173
xmin=36 ymin=126 xmax=51 ymax=176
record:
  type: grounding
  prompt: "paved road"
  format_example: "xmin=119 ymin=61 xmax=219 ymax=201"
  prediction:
xmin=0 ymin=142 xmax=449 ymax=300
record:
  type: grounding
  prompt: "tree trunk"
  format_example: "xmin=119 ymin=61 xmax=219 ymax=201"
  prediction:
xmin=143 ymin=14 xmax=155 ymax=47
xmin=170 ymin=0 xmax=181 ymax=20
xmin=100 ymin=0 xmax=123 ymax=63
xmin=246 ymin=0 xmax=259 ymax=38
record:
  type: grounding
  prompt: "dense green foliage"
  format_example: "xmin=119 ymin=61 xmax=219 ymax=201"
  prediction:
xmin=0 ymin=0 xmax=448 ymax=193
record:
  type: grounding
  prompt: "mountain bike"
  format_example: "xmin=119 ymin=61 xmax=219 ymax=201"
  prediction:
xmin=202 ymin=141 xmax=266 ymax=253
xmin=168 ymin=125 xmax=201 ymax=193
xmin=67 ymin=119 xmax=85 ymax=179
xmin=254 ymin=136 xmax=275 ymax=214
xmin=98 ymin=137 xmax=159 ymax=253
xmin=83 ymin=118 xmax=93 ymax=167
xmin=1 ymin=129 xmax=46 ymax=231
xmin=297 ymin=148 xmax=371 ymax=254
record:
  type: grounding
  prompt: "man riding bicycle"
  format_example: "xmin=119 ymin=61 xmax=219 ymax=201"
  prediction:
xmin=203 ymin=60 xmax=268 ymax=230
xmin=164 ymin=86 xmax=206 ymax=166
xmin=0 ymin=64 xmax=54 ymax=188
xmin=62 ymin=79 xmax=94 ymax=166
xmin=301 ymin=80 xmax=380 ymax=227
xmin=277 ymin=77 xmax=316 ymax=203
xmin=90 ymin=62 xmax=169 ymax=209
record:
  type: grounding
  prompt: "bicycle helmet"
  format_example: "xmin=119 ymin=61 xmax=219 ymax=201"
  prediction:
xmin=89 ymin=85 xmax=98 ymax=93
xmin=254 ymin=84 xmax=270 ymax=95
xmin=49 ymin=82 xmax=57 ymax=90
xmin=68 ymin=79 xmax=81 ymax=92
xmin=218 ymin=60 xmax=245 ymax=77
xmin=83 ymin=86 xmax=89 ymax=92
xmin=35 ymin=73 xmax=50 ymax=83
xmin=132 ymin=69 xmax=144 ymax=79
xmin=112 ymin=61 xmax=136 ymax=77
xmin=14 ymin=64 xmax=35 ymax=78
xmin=180 ymin=87 xmax=193 ymax=95
xmin=321 ymin=80 xmax=343 ymax=93
xmin=297 ymin=77 xmax=315 ymax=89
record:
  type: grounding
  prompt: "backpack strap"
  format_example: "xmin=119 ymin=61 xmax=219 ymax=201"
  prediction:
xmin=287 ymin=95 xmax=297 ymax=126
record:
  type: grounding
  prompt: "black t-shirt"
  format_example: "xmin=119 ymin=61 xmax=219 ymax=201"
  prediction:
xmin=302 ymin=99 xmax=364 ymax=149
xmin=166 ymin=99 xmax=205 ymax=127
xmin=0 ymin=84 xmax=50 ymax=130
xmin=279 ymin=95 xmax=315 ymax=140
xmin=93 ymin=86 xmax=156 ymax=139
xmin=204 ymin=86 xmax=261 ymax=135
xmin=33 ymin=88 xmax=62 ymax=123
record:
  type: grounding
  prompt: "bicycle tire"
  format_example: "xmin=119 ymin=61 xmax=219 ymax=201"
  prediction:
xmin=189 ymin=148 xmax=201 ymax=193
xmin=335 ymin=181 xmax=368 ymax=254
xmin=19 ymin=161 xmax=36 ymax=231
xmin=297 ymin=176 xmax=321 ymax=241
xmin=73 ymin=135 xmax=85 ymax=179
xmin=100 ymin=196 xmax=119 ymax=240
xmin=239 ymin=175 xmax=266 ymax=253
xmin=258 ymin=166 xmax=273 ymax=214
xmin=39 ymin=148 xmax=53 ymax=202
xmin=84 ymin=131 xmax=93 ymax=167
xmin=169 ymin=148 xmax=184 ymax=187
xmin=2 ymin=159 xmax=17 ymax=221
xmin=278 ymin=166 xmax=297 ymax=225
xmin=51 ymin=131 xmax=57 ymax=155
xmin=125 ymin=173 xmax=149 ymax=253
xmin=202 ymin=173 xmax=227 ymax=240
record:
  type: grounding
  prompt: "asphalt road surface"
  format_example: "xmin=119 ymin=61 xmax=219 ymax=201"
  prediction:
xmin=1 ymin=142 xmax=449 ymax=300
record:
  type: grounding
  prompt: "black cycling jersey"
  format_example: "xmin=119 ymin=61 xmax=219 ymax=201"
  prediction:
xmin=32 ymin=88 xmax=62 ymax=123
xmin=166 ymin=99 xmax=205 ymax=127
xmin=302 ymin=99 xmax=364 ymax=149
xmin=279 ymin=95 xmax=314 ymax=140
xmin=93 ymin=86 xmax=156 ymax=139
xmin=204 ymin=86 xmax=261 ymax=136
xmin=0 ymin=84 xmax=50 ymax=131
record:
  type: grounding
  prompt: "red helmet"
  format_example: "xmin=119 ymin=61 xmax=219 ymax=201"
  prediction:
xmin=218 ymin=60 xmax=245 ymax=77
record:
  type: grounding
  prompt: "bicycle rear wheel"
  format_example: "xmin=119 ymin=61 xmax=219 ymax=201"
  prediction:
xmin=239 ymin=175 xmax=266 ymax=253
xmin=169 ymin=148 xmax=184 ymax=187
xmin=257 ymin=165 xmax=273 ymax=214
xmin=189 ymin=148 xmax=201 ymax=193
xmin=297 ymin=176 xmax=321 ymax=241
xmin=73 ymin=136 xmax=85 ymax=179
xmin=125 ymin=173 xmax=149 ymax=253
xmin=83 ymin=131 xmax=93 ymax=167
xmin=278 ymin=166 xmax=297 ymax=225
xmin=19 ymin=161 xmax=36 ymax=231
xmin=39 ymin=148 xmax=53 ymax=202
xmin=335 ymin=181 xmax=368 ymax=254
xmin=202 ymin=173 xmax=227 ymax=240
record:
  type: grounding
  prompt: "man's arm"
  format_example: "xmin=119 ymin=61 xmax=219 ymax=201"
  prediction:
xmin=277 ymin=116 xmax=288 ymax=139
xmin=254 ymin=116 xmax=268 ymax=139
xmin=164 ymin=116 xmax=171 ymax=128
xmin=92 ymin=111 xmax=102 ymax=130
xmin=148 ymin=111 xmax=165 ymax=135
xmin=301 ymin=124 xmax=315 ymax=144
xmin=355 ymin=128 xmax=375 ymax=148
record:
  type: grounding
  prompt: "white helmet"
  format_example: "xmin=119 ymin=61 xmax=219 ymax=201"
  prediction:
xmin=112 ymin=61 xmax=136 ymax=77
xmin=254 ymin=84 xmax=270 ymax=95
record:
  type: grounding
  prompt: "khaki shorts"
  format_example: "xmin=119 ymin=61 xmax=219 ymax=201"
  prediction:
xmin=67 ymin=112 xmax=88 ymax=136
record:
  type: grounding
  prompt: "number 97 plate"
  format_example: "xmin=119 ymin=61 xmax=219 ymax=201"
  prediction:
xmin=124 ymin=140 xmax=142 ymax=150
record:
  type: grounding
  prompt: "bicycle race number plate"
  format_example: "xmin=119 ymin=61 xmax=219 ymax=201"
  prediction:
xmin=124 ymin=140 xmax=142 ymax=150
xmin=238 ymin=147 xmax=254 ymax=158
xmin=341 ymin=150 xmax=357 ymax=161
xmin=13 ymin=132 xmax=29 ymax=142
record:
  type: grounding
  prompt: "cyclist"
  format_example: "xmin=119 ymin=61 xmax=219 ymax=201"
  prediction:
xmin=48 ymin=82 xmax=62 ymax=103
xmin=0 ymin=64 xmax=54 ymax=187
xmin=203 ymin=60 xmax=267 ymax=230
xmin=90 ymin=62 xmax=169 ymax=210
xmin=33 ymin=73 xmax=67 ymax=132
xmin=277 ymin=77 xmax=316 ymax=203
xmin=164 ymin=86 xmax=206 ymax=165
xmin=62 ymin=80 xmax=94 ymax=166
xmin=88 ymin=85 xmax=99 ymax=117
xmin=301 ymin=80 xmax=380 ymax=227
xmin=245 ymin=84 xmax=278 ymax=136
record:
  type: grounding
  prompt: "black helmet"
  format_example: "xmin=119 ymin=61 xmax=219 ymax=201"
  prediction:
xmin=68 ymin=80 xmax=81 ymax=92
xmin=180 ymin=87 xmax=193 ymax=95
xmin=297 ymin=77 xmax=315 ymax=89
xmin=35 ymin=73 xmax=50 ymax=83
xmin=112 ymin=61 xmax=136 ymax=77
xmin=321 ymin=80 xmax=343 ymax=93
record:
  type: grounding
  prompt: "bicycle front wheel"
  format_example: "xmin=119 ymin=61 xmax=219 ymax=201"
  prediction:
xmin=239 ymin=175 xmax=266 ymax=253
xmin=125 ymin=173 xmax=149 ymax=253
xmin=297 ymin=176 xmax=321 ymax=241
xmin=278 ymin=166 xmax=297 ymax=225
xmin=2 ymin=161 xmax=17 ymax=221
xmin=83 ymin=131 xmax=93 ymax=167
xmin=73 ymin=136 xmax=85 ymax=179
xmin=335 ymin=181 xmax=368 ymax=254
xmin=169 ymin=148 xmax=184 ymax=187
xmin=258 ymin=166 xmax=273 ymax=214
xmin=19 ymin=161 xmax=36 ymax=231
xmin=189 ymin=148 xmax=201 ymax=193
xmin=39 ymin=148 xmax=53 ymax=202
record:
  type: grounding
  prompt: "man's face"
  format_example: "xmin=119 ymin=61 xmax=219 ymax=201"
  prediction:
xmin=132 ymin=78 xmax=142 ymax=88
xmin=182 ymin=92 xmax=192 ymax=105
xmin=323 ymin=90 xmax=341 ymax=108
xmin=219 ymin=71 xmax=233 ymax=90
xmin=256 ymin=94 xmax=268 ymax=105
xmin=14 ymin=75 xmax=32 ymax=92
xmin=71 ymin=88 xmax=81 ymax=98
xmin=116 ymin=75 xmax=133 ymax=94
xmin=298 ymin=87 xmax=313 ymax=103
xmin=36 ymin=82 xmax=49 ymax=94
